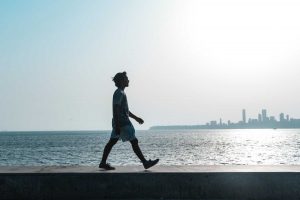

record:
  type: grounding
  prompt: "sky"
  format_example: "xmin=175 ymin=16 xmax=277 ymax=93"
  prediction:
xmin=1 ymin=0 xmax=300 ymax=131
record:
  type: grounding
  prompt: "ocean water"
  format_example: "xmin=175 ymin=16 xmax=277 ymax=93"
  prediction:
xmin=1 ymin=129 xmax=300 ymax=166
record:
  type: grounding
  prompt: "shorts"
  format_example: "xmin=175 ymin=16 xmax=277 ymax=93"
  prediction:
xmin=111 ymin=124 xmax=136 ymax=142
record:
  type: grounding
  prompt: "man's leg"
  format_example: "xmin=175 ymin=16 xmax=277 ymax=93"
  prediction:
xmin=99 ymin=138 xmax=118 ymax=168
xmin=130 ymin=138 xmax=147 ymax=163
xmin=130 ymin=138 xmax=159 ymax=169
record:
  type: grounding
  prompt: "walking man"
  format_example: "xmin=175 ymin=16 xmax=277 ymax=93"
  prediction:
xmin=99 ymin=72 xmax=159 ymax=170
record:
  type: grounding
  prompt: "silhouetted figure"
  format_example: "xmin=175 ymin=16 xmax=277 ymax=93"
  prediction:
xmin=99 ymin=72 xmax=159 ymax=170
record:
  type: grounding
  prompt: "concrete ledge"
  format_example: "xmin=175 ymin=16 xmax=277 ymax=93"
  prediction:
xmin=1 ymin=166 xmax=300 ymax=200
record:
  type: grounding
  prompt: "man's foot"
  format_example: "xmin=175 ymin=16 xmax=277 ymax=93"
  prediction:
xmin=99 ymin=162 xmax=115 ymax=170
xmin=143 ymin=159 xmax=159 ymax=169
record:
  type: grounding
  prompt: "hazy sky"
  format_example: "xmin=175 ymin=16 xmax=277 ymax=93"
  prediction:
xmin=1 ymin=0 xmax=300 ymax=131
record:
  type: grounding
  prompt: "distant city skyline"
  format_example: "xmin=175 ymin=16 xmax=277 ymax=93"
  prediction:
xmin=205 ymin=109 xmax=300 ymax=129
xmin=151 ymin=109 xmax=300 ymax=130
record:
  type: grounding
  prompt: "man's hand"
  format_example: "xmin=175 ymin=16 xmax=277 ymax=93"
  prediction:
xmin=129 ymin=111 xmax=144 ymax=125
xmin=136 ymin=117 xmax=144 ymax=124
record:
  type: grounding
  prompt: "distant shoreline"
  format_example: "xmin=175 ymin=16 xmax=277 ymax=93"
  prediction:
xmin=149 ymin=125 xmax=300 ymax=130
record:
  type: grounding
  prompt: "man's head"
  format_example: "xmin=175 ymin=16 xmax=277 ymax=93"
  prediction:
xmin=113 ymin=71 xmax=129 ymax=88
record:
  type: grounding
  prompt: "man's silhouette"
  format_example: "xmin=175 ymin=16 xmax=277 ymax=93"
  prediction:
xmin=99 ymin=72 xmax=159 ymax=170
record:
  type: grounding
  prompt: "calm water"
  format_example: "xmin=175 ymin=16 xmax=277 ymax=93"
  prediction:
xmin=1 ymin=129 xmax=300 ymax=166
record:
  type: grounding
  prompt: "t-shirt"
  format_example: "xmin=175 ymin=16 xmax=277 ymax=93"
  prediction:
xmin=112 ymin=88 xmax=131 ymax=128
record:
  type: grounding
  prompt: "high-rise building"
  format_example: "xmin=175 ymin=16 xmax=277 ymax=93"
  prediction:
xmin=286 ymin=115 xmax=290 ymax=121
xmin=242 ymin=109 xmax=246 ymax=124
xmin=262 ymin=109 xmax=267 ymax=122
xmin=280 ymin=113 xmax=284 ymax=122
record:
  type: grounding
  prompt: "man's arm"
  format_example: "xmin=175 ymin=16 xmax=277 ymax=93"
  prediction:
xmin=129 ymin=111 xmax=144 ymax=124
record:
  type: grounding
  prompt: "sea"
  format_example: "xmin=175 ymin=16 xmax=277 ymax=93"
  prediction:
xmin=1 ymin=129 xmax=300 ymax=166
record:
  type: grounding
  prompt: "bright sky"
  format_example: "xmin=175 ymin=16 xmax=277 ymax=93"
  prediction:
xmin=1 ymin=0 xmax=300 ymax=131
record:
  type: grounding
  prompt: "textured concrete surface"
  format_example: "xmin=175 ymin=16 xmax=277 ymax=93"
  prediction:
xmin=1 ymin=165 xmax=300 ymax=200
xmin=2 ymin=165 xmax=300 ymax=173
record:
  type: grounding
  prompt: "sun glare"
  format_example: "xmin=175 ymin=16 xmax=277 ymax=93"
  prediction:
xmin=163 ymin=0 xmax=300 ymax=85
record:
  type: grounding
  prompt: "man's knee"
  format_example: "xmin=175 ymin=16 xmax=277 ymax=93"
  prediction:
xmin=130 ymin=138 xmax=138 ymax=146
